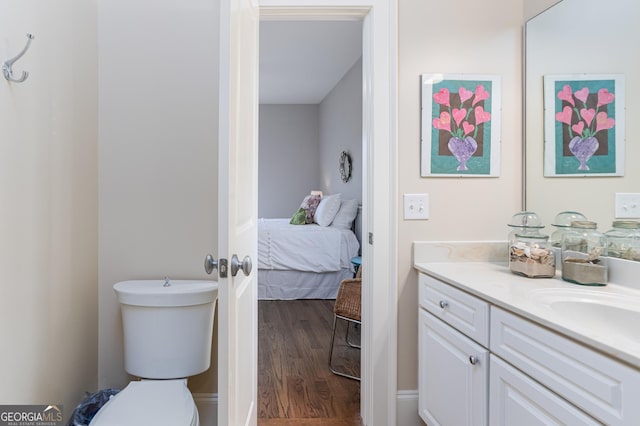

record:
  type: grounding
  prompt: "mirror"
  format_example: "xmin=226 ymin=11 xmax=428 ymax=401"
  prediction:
xmin=524 ymin=0 xmax=640 ymax=230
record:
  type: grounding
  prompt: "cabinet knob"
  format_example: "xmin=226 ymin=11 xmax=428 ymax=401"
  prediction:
xmin=469 ymin=355 xmax=478 ymax=365
xmin=439 ymin=300 xmax=449 ymax=309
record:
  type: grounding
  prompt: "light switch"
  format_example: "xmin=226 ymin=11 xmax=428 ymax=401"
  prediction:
xmin=404 ymin=193 xmax=429 ymax=220
xmin=615 ymin=193 xmax=640 ymax=218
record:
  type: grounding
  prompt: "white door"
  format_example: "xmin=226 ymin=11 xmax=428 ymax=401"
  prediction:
xmin=217 ymin=0 xmax=259 ymax=425
xmin=419 ymin=309 xmax=488 ymax=426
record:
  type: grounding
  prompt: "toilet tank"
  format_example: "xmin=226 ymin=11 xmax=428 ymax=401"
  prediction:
xmin=114 ymin=280 xmax=218 ymax=379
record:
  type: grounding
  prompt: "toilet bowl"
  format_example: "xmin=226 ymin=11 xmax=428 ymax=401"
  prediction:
xmin=90 ymin=279 xmax=218 ymax=426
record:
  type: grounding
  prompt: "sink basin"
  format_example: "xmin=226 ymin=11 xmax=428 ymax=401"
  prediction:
xmin=530 ymin=288 xmax=640 ymax=345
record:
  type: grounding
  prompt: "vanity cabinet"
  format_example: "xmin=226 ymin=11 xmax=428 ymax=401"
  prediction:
xmin=418 ymin=274 xmax=489 ymax=426
xmin=418 ymin=271 xmax=640 ymax=426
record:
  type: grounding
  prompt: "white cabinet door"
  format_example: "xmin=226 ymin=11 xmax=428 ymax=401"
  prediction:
xmin=490 ymin=355 xmax=602 ymax=426
xmin=419 ymin=309 xmax=488 ymax=426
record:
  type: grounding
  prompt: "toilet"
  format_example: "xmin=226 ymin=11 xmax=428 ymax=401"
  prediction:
xmin=90 ymin=279 xmax=218 ymax=426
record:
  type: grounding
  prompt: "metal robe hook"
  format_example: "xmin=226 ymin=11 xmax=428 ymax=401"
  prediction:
xmin=3 ymin=33 xmax=35 ymax=83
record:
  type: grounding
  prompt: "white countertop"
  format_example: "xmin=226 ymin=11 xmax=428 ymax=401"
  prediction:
xmin=414 ymin=261 xmax=640 ymax=369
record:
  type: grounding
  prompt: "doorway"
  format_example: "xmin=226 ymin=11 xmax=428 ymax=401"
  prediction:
xmin=217 ymin=2 xmax=397 ymax=423
xmin=257 ymin=18 xmax=364 ymax=424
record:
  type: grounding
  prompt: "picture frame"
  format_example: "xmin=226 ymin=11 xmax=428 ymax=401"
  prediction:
xmin=421 ymin=73 xmax=501 ymax=177
xmin=543 ymin=74 xmax=625 ymax=177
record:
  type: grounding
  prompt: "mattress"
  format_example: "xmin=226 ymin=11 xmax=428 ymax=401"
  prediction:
xmin=258 ymin=218 xmax=360 ymax=273
xmin=257 ymin=218 xmax=360 ymax=300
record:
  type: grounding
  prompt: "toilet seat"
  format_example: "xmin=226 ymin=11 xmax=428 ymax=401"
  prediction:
xmin=89 ymin=379 xmax=199 ymax=426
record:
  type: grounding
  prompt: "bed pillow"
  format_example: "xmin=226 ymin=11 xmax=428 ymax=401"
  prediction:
xmin=290 ymin=193 xmax=322 ymax=225
xmin=331 ymin=199 xmax=359 ymax=229
xmin=314 ymin=193 xmax=342 ymax=227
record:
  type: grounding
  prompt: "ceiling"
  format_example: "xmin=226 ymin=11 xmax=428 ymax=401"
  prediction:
xmin=259 ymin=20 xmax=362 ymax=105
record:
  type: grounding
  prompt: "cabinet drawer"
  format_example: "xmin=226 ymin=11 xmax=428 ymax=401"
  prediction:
xmin=491 ymin=307 xmax=640 ymax=426
xmin=419 ymin=273 xmax=489 ymax=346
xmin=490 ymin=355 xmax=602 ymax=425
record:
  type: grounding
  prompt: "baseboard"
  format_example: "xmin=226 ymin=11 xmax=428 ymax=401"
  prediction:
xmin=396 ymin=390 xmax=423 ymax=426
xmin=193 ymin=393 xmax=218 ymax=426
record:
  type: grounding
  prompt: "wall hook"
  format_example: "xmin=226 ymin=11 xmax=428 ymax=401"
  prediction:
xmin=3 ymin=33 xmax=35 ymax=83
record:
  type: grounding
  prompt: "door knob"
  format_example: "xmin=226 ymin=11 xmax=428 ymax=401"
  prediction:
xmin=231 ymin=254 xmax=252 ymax=277
xmin=204 ymin=254 xmax=218 ymax=275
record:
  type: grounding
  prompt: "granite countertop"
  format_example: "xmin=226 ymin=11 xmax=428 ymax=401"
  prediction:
xmin=414 ymin=261 xmax=640 ymax=369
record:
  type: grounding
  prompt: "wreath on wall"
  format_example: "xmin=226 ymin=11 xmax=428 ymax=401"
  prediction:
xmin=339 ymin=151 xmax=352 ymax=183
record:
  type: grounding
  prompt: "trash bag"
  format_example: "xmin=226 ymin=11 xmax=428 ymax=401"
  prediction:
xmin=67 ymin=388 xmax=120 ymax=426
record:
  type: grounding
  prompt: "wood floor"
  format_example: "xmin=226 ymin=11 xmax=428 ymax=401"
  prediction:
xmin=258 ymin=299 xmax=361 ymax=426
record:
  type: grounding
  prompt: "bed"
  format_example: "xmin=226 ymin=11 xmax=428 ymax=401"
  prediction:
xmin=257 ymin=217 xmax=361 ymax=300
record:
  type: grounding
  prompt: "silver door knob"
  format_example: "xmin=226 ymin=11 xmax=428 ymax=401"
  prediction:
xmin=469 ymin=355 xmax=478 ymax=365
xmin=204 ymin=254 xmax=218 ymax=275
xmin=439 ymin=300 xmax=449 ymax=309
xmin=231 ymin=254 xmax=252 ymax=277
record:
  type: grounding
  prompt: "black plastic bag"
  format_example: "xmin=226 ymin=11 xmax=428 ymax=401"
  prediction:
xmin=67 ymin=388 xmax=120 ymax=426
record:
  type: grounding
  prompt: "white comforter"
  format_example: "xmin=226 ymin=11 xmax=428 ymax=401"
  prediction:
xmin=258 ymin=218 xmax=360 ymax=272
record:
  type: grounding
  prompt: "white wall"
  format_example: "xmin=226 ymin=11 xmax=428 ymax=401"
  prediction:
xmin=258 ymin=104 xmax=321 ymax=217
xmin=397 ymin=0 xmax=523 ymax=393
xmin=0 ymin=0 xmax=98 ymax=419
xmin=319 ymin=58 xmax=363 ymax=202
xmin=525 ymin=0 xmax=639 ymax=228
xmin=98 ymin=0 xmax=220 ymax=393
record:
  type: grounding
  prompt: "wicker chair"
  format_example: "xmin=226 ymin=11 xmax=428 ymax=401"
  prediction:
xmin=328 ymin=269 xmax=361 ymax=381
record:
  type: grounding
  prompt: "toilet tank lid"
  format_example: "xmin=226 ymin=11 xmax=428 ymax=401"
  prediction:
xmin=114 ymin=280 xmax=218 ymax=307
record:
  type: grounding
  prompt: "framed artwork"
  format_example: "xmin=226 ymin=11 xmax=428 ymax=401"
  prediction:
xmin=543 ymin=74 xmax=625 ymax=176
xmin=421 ymin=73 xmax=501 ymax=177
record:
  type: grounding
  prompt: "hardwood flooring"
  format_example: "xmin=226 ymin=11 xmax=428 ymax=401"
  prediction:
xmin=258 ymin=299 xmax=361 ymax=426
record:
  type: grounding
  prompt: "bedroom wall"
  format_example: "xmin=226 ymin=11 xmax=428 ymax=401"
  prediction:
xmin=259 ymin=56 xmax=363 ymax=218
xmin=319 ymin=57 xmax=363 ymax=203
xmin=258 ymin=104 xmax=321 ymax=218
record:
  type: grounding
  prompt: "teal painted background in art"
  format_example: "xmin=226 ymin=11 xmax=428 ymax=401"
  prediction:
xmin=430 ymin=79 xmax=494 ymax=175
xmin=553 ymin=79 xmax=617 ymax=175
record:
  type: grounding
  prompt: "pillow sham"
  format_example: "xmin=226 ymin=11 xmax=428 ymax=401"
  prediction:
xmin=314 ymin=193 xmax=342 ymax=227
xmin=290 ymin=193 xmax=322 ymax=225
xmin=331 ymin=199 xmax=359 ymax=229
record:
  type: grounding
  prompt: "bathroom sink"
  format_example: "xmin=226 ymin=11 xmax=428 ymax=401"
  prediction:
xmin=530 ymin=288 xmax=640 ymax=345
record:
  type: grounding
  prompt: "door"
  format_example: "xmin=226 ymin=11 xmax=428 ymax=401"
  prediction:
xmin=218 ymin=0 xmax=259 ymax=425
xmin=419 ymin=309 xmax=488 ymax=426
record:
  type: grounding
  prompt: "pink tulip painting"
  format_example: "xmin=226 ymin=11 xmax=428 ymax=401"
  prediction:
xmin=432 ymin=83 xmax=493 ymax=171
xmin=553 ymin=82 xmax=616 ymax=171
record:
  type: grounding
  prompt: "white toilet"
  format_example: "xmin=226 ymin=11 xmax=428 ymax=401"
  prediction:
xmin=90 ymin=279 xmax=218 ymax=426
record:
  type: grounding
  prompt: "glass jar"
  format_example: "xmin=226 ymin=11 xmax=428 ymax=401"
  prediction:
xmin=604 ymin=220 xmax=640 ymax=261
xmin=509 ymin=231 xmax=555 ymax=278
xmin=561 ymin=221 xmax=608 ymax=286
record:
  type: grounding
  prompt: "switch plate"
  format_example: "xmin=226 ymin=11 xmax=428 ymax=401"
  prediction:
xmin=615 ymin=193 xmax=640 ymax=218
xmin=404 ymin=193 xmax=429 ymax=220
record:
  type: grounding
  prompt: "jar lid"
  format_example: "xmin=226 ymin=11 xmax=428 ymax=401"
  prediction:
xmin=611 ymin=220 xmax=640 ymax=229
xmin=570 ymin=220 xmax=597 ymax=229
xmin=507 ymin=211 xmax=544 ymax=228
xmin=552 ymin=211 xmax=588 ymax=227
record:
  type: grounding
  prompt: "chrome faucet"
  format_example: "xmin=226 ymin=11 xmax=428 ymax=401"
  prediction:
xmin=163 ymin=276 xmax=171 ymax=287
